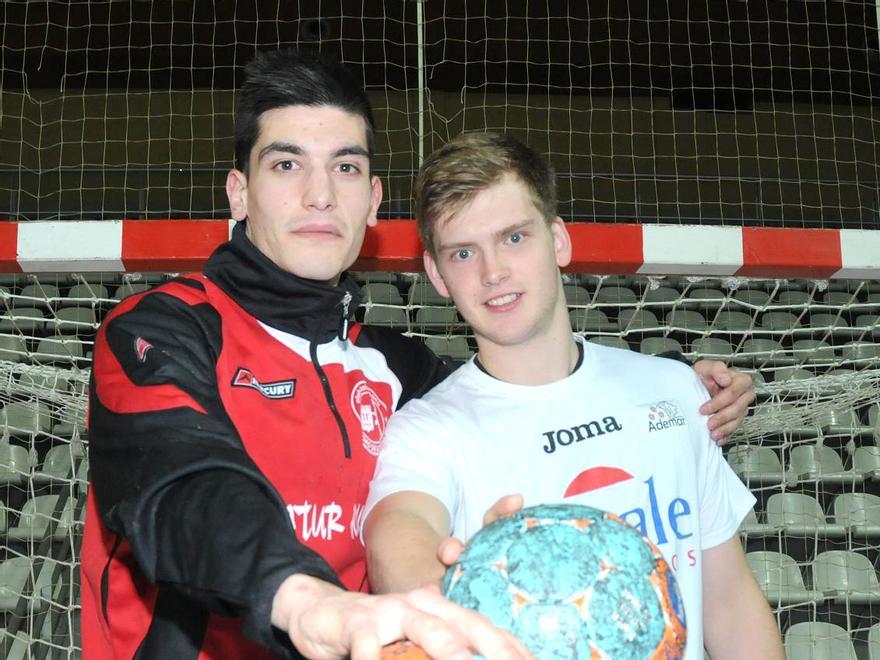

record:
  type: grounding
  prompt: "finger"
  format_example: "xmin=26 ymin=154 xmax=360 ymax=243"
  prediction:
xmin=699 ymin=385 xmax=738 ymax=415
xmin=350 ymin=629 xmax=383 ymax=660
xmin=706 ymin=390 xmax=754 ymax=427
xmin=710 ymin=417 xmax=744 ymax=444
xmin=438 ymin=537 xmax=465 ymax=567
xmin=483 ymin=494 xmax=524 ymax=526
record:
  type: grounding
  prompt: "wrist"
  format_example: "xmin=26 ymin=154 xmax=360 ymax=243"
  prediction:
xmin=270 ymin=573 xmax=342 ymax=632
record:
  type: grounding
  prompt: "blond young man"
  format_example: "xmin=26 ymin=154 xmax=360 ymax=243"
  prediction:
xmin=364 ymin=133 xmax=783 ymax=659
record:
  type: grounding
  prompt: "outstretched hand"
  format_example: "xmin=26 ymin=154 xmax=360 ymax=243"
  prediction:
xmin=692 ymin=360 xmax=755 ymax=445
xmin=437 ymin=495 xmax=524 ymax=569
xmin=271 ymin=574 xmax=532 ymax=659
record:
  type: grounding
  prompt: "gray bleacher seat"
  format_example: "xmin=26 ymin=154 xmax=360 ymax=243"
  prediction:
xmin=788 ymin=444 xmax=862 ymax=486
xmin=407 ymin=281 xmax=450 ymax=306
xmin=52 ymin=306 xmax=97 ymax=335
xmin=8 ymin=495 xmax=68 ymax=541
xmin=112 ymin=281 xmax=152 ymax=301
xmin=562 ymin=284 xmax=591 ymax=307
xmin=33 ymin=444 xmax=85 ymax=486
xmin=363 ymin=306 xmax=408 ymax=329
xmin=0 ymin=557 xmax=32 ymax=611
xmin=726 ymin=445 xmax=785 ymax=485
xmin=760 ymin=310 xmax=801 ymax=331
xmin=784 ymin=622 xmax=857 ymax=660
xmin=588 ymin=336 xmax=631 ymax=351
xmin=790 ymin=339 xmax=835 ymax=364
xmin=738 ymin=509 xmax=775 ymax=537
xmin=692 ymin=337 xmax=735 ymax=361
xmin=34 ymin=335 xmax=85 ymax=365
xmin=0 ymin=443 xmax=33 ymax=485
xmin=710 ymin=310 xmax=752 ymax=332
xmin=853 ymin=446 xmax=880 ymax=480
xmin=569 ymin=308 xmax=616 ymax=332
xmin=617 ymin=308 xmax=659 ymax=333
xmin=853 ymin=314 xmax=880 ymax=339
xmin=765 ymin=492 xmax=845 ymax=537
xmin=746 ymin=551 xmax=821 ymax=606
xmin=822 ymin=291 xmax=859 ymax=306
xmin=812 ymin=550 xmax=880 ymax=605
xmin=18 ymin=283 xmax=60 ymax=310
xmin=832 ymin=493 xmax=880 ymax=537
xmin=0 ymin=335 xmax=27 ymax=362
xmin=639 ymin=337 xmax=683 ymax=355
xmin=817 ymin=407 xmax=870 ymax=436
xmin=734 ymin=338 xmax=791 ymax=367
xmin=642 ymin=286 xmax=680 ymax=306
xmin=63 ymin=282 xmax=109 ymax=307
xmin=362 ymin=283 xmax=403 ymax=305
xmin=665 ymin=310 xmax=708 ymax=334
xmin=733 ymin=289 xmax=770 ymax=308
xmin=423 ymin=336 xmax=472 ymax=361
xmin=0 ymin=306 xmax=47 ymax=335
xmin=807 ymin=312 xmax=851 ymax=337
xmin=1 ymin=401 xmax=52 ymax=439
xmin=776 ymin=290 xmax=811 ymax=307
xmin=870 ymin=623 xmax=880 ymax=660
xmin=594 ymin=285 xmax=638 ymax=305
xmin=682 ymin=287 xmax=725 ymax=312
xmin=841 ymin=341 xmax=880 ymax=362
xmin=414 ymin=307 xmax=460 ymax=331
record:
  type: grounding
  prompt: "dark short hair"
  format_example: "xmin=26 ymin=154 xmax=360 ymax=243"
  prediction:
xmin=415 ymin=132 xmax=558 ymax=254
xmin=234 ymin=48 xmax=376 ymax=174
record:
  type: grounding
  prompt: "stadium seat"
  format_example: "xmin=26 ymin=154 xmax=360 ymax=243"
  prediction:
xmin=18 ymin=283 xmax=60 ymax=310
xmin=665 ymin=310 xmax=708 ymax=334
xmin=413 ymin=307 xmax=460 ymax=331
xmin=738 ymin=509 xmax=775 ymax=537
xmin=746 ymin=551 xmax=821 ymax=606
xmin=0 ymin=443 xmax=33 ymax=484
xmin=710 ymin=310 xmax=752 ymax=333
xmin=790 ymin=339 xmax=835 ymax=364
xmin=788 ymin=444 xmax=862 ymax=485
xmin=841 ymin=341 xmax=880 ymax=362
xmin=869 ymin=622 xmax=880 ymax=660
xmin=363 ymin=306 xmax=408 ymax=329
xmin=63 ymin=282 xmax=109 ymax=307
xmin=812 ymin=550 xmax=880 ymax=604
xmin=562 ymin=284 xmax=591 ymax=306
xmin=639 ymin=337 xmax=683 ymax=356
xmin=775 ymin=290 xmax=812 ymax=307
xmin=761 ymin=311 xmax=802 ymax=331
xmin=33 ymin=444 xmax=85 ymax=486
xmin=569 ymin=308 xmax=617 ymax=332
xmin=853 ymin=314 xmax=880 ymax=339
xmin=832 ymin=493 xmax=880 ymax=537
xmin=75 ymin=457 xmax=90 ymax=496
xmin=407 ymin=281 xmax=451 ymax=306
xmin=726 ymin=445 xmax=785 ymax=485
xmin=588 ymin=336 xmax=631 ymax=351
xmin=112 ymin=281 xmax=152 ymax=301
xmin=853 ymin=446 xmax=880 ymax=480
xmin=733 ymin=289 xmax=770 ymax=308
xmin=423 ymin=336 xmax=472 ymax=361
xmin=0 ymin=401 xmax=52 ymax=439
xmin=784 ymin=621 xmax=857 ymax=660
xmin=617 ymin=308 xmax=659 ymax=333
xmin=594 ymin=285 xmax=638 ymax=305
xmin=772 ymin=366 xmax=813 ymax=385
xmin=0 ymin=335 xmax=27 ymax=362
xmin=33 ymin=335 xmax=85 ymax=365
xmin=52 ymin=306 xmax=97 ymax=335
xmin=361 ymin=283 xmax=403 ymax=305
xmin=682 ymin=287 xmax=725 ymax=312
xmin=822 ymin=291 xmax=859 ymax=306
xmin=692 ymin=337 xmax=735 ymax=361
xmin=807 ymin=312 xmax=850 ymax=336
xmin=817 ymin=407 xmax=869 ymax=436
xmin=735 ymin=338 xmax=792 ymax=367
xmin=8 ymin=495 xmax=69 ymax=542
xmin=765 ymin=492 xmax=845 ymax=537
xmin=642 ymin=286 xmax=681 ymax=306
xmin=0 ymin=306 xmax=47 ymax=335
xmin=0 ymin=557 xmax=56 ymax=613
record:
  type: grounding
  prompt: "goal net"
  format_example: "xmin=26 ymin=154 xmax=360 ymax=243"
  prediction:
xmin=1 ymin=2 xmax=879 ymax=659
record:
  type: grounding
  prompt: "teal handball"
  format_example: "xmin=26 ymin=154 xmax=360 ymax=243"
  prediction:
xmin=441 ymin=503 xmax=687 ymax=659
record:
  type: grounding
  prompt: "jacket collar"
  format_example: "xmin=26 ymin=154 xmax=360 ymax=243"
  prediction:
xmin=204 ymin=221 xmax=362 ymax=342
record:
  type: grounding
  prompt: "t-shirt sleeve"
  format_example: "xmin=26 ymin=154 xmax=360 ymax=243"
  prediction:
xmin=684 ymin=372 xmax=756 ymax=550
xmin=364 ymin=399 xmax=460 ymax=526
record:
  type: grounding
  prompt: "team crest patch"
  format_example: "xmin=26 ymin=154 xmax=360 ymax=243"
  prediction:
xmin=231 ymin=367 xmax=296 ymax=399
xmin=648 ymin=401 xmax=686 ymax=432
xmin=351 ymin=381 xmax=388 ymax=456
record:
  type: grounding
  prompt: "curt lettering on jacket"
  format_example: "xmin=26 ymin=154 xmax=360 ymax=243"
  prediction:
xmin=231 ymin=367 xmax=296 ymax=399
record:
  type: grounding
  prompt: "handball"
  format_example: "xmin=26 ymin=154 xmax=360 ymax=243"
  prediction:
xmin=441 ymin=503 xmax=687 ymax=659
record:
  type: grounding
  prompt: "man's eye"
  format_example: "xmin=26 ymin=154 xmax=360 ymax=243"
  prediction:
xmin=276 ymin=160 xmax=294 ymax=171
xmin=454 ymin=249 xmax=472 ymax=261
xmin=508 ymin=231 xmax=524 ymax=244
xmin=336 ymin=163 xmax=360 ymax=174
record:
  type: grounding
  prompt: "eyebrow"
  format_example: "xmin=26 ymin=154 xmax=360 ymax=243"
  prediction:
xmin=437 ymin=219 xmax=536 ymax=252
xmin=257 ymin=141 xmax=370 ymax=162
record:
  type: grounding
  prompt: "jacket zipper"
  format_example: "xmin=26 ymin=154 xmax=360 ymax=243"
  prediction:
xmin=310 ymin=292 xmax=353 ymax=459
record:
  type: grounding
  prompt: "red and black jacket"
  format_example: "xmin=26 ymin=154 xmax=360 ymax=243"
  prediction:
xmin=80 ymin=223 xmax=448 ymax=659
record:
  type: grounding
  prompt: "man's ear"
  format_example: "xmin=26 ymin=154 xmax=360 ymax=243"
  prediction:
xmin=367 ymin=176 xmax=383 ymax=227
xmin=226 ymin=169 xmax=248 ymax=221
xmin=551 ymin=216 xmax=572 ymax=269
xmin=423 ymin=250 xmax=451 ymax=299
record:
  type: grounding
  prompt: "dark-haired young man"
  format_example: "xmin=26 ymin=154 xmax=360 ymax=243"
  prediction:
xmin=80 ymin=49 xmax=751 ymax=659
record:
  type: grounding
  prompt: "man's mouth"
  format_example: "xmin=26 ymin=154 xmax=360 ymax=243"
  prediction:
xmin=486 ymin=293 xmax=520 ymax=307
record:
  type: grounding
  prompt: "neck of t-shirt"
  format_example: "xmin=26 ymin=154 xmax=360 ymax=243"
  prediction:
xmin=474 ymin=339 xmax=584 ymax=382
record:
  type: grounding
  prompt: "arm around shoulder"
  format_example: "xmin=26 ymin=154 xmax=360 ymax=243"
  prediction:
xmin=701 ymin=536 xmax=784 ymax=660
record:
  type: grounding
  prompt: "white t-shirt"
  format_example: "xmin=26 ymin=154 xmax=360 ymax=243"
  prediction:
xmin=366 ymin=337 xmax=755 ymax=659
